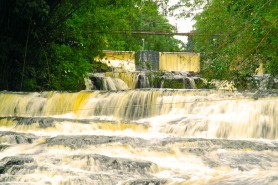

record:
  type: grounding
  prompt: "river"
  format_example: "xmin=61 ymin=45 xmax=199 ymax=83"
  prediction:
xmin=0 ymin=89 xmax=278 ymax=184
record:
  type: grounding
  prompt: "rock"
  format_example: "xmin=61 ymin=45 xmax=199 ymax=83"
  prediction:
xmin=0 ymin=131 xmax=37 ymax=145
xmin=0 ymin=156 xmax=34 ymax=174
xmin=122 ymin=179 xmax=167 ymax=185
xmin=45 ymin=135 xmax=149 ymax=149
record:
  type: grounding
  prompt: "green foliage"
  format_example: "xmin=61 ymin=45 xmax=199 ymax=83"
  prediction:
xmin=0 ymin=0 xmax=93 ymax=91
xmin=48 ymin=44 xmax=91 ymax=90
xmin=0 ymin=0 xmax=181 ymax=91
xmin=169 ymin=0 xmax=277 ymax=88
xmin=94 ymin=0 xmax=182 ymax=51
xmin=190 ymin=0 xmax=278 ymax=86
xmin=0 ymin=0 xmax=50 ymax=90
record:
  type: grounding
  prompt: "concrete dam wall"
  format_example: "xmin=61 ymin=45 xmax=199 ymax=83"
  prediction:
xmin=97 ymin=50 xmax=201 ymax=73
xmin=159 ymin=52 xmax=200 ymax=73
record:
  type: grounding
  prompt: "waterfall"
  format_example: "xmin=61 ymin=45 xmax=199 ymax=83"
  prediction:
xmin=96 ymin=71 xmax=207 ymax=90
xmin=86 ymin=73 xmax=129 ymax=90
xmin=1 ymin=90 xmax=277 ymax=139
xmin=135 ymin=72 xmax=150 ymax=88
xmin=186 ymin=77 xmax=196 ymax=89
xmin=0 ymin=90 xmax=278 ymax=184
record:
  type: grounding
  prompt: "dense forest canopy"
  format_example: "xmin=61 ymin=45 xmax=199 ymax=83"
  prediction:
xmin=0 ymin=0 xmax=277 ymax=91
xmin=168 ymin=0 xmax=277 ymax=87
xmin=0 ymin=0 xmax=182 ymax=91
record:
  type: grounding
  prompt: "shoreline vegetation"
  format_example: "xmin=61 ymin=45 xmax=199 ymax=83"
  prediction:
xmin=0 ymin=0 xmax=277 ymax=91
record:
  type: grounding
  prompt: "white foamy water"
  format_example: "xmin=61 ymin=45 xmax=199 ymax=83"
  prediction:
xmin=0 ymin=89 xmax=278 ymax=185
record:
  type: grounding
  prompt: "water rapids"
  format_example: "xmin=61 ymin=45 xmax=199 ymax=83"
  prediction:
xmin=0 ymin=89 xmax=278 ymax=185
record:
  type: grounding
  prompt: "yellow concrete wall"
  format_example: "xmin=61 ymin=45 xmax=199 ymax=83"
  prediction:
xmin=159 ymin=52 xmax=200 ymax=73
xmin=97 ymin=51 xmax=136 ymax=72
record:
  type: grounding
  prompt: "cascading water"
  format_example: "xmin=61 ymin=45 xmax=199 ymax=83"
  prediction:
xmin=91 ymin=71 xmax=205 ymax=90
xmin=86 ymin=73 xmax=129 ymax=91
xmin=0 ymin=89 xmax=278 ymax=185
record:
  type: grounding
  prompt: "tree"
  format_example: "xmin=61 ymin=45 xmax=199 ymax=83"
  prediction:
xmin=94 ymin=0 xmax=182 ymax=51
xmin=0 ymin=0 xmax=50 ymax=90
xmin=0 ymin=0 xmax=93 ymax=91
xmin=168 ymin=0 xmax=278 ymax=87
xmin=0 ymin=0 xmax=182 ymax=91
